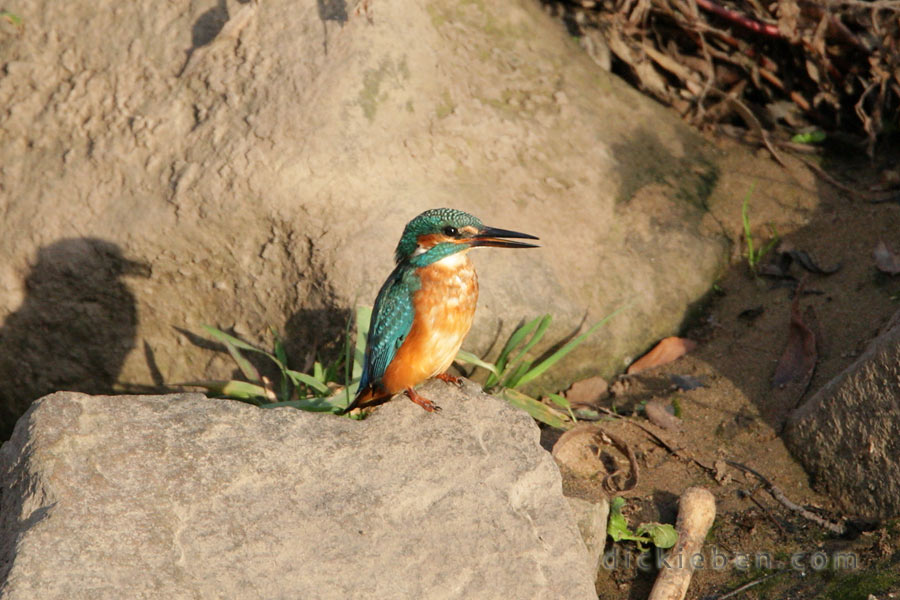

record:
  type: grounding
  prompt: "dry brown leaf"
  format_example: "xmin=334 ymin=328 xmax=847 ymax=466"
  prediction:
xmin=874 ymin=241 xmax=900 ymax=275
xmin=627 ymin=337 xmax=697 ymax=375
xmin=645 ymin=399 xmax=683 ymax=431
xmin=777 ymin=0 xmax=801 ymax=41
xmin=772 ymin=292 xmax=817 ymax=395
xmin=564 ymin=375 xmax=609 ymax=407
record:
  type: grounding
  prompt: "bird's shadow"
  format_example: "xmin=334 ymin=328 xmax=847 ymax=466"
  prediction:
xmin=0 ymin=238 xmax=149 ymax=439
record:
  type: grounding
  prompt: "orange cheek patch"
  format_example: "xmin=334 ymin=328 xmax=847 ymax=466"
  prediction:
xmin=416 ymin=233 xmax=452 ymax=248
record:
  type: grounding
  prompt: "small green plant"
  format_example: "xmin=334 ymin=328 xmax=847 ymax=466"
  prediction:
xmin=607 ymin=496 xmax=678 ymax=551
xmin=183 ymin=306 xmax=371 ymax=415
xmin=190 ymin=304 xmax=623 ymax=427
xmin=742 ymin=187 xmax=780 ymax=275
xmin=671 ymin=396 xmax=682 ymax=418
xmin=790 ymin=130 xmax=826 ymax=144
xmin=1 ymin=11 xmax=23 ymax=28
xmin=456 ymin=306 xmax=627 ymax=429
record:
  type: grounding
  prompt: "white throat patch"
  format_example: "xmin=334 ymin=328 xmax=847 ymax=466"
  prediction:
xmin=434 ymin=250 xmax=471 ymax=269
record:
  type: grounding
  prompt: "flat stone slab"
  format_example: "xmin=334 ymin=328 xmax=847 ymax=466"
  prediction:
xmin=785 ymin=310 xmax=900 ymax=519
xmin=0 ymin=383 xmax=595 ymax=599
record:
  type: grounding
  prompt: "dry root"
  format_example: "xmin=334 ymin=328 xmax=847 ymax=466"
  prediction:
xmin=648 ymin=486 xmax=717 ymax=600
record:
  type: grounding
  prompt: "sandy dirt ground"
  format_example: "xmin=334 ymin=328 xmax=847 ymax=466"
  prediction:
xmin=548 ymin=136 xmax=900 ymax=600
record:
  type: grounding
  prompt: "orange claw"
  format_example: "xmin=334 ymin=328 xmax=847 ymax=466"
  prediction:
xmin=435 ymin=372 xmax=463 ymax=386
xmin=405 ymin=387 xmax=440 ymax=412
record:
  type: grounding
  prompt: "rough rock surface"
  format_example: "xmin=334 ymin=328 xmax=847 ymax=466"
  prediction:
xmin=0 ymin=383 xmax=596 ymax=599
xmin=568 ymin=496 xmax=609 ymax=577
xmin=0 ymin=0 xmax=819 ymax=435
xmin=785 ymin=310 xmax=900 ymax=519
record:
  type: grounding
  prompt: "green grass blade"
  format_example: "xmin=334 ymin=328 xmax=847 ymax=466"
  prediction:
xmin=496 ymin=315 xmax=545 ymax=369
xmin=200 ymin=325 xmax=262 ymax=383
xmin=343 ymin=311 xmax=354 ymax=392
xmin=501 ymin=360 xmax=532 ymax=389
xmin=500 ymin=388 xmax=572 ymax=430
xmin=286 ymin=369 xmax=331 ymax=395
xmin=504 ymin=314 xmax=551 ymax=374
xmin=548 ymin=392 xmax=571 ymax=410
xmin=549 ymin=392 xmax=578 ymax=423
xmin=515 ymin=305 xmax=627 ymax=389
xmin=353 ymin=305 xmax=371 ymax=380
xmin=313 ymin=361 xmax=327 ymax=384
xmin=259 ymin=396 xmax=345 ymax=413
xmin=268 ymin=327 xmax=292 ymax=401
xmin=486 ymin=315 xmax=546 ymax=388
xmin=759 ymin=224 xmax=780 ymax=263
xmin=454 ymin=350 xmax=500 ymax=377
xmin=202 ymin=325 xmax=265 ymax=355
xmin=741 ymin=183 xmax=757 ymax=267
xmin=180 ymin=379 xmax=268 ymax=402
xmin=271 ymin=327 xmax=289 ymax=369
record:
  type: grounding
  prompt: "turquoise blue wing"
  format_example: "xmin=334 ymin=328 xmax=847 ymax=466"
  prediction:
xmin=358 ymin=266 xmax=419 ymax=394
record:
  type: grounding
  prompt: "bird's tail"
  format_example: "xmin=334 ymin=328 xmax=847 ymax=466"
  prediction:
xmin=340 ymin=384 xmax=389 ymax=414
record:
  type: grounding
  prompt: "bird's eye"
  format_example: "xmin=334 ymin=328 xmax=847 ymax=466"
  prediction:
xmin=442 ymin=226 xmax=459 ymax=237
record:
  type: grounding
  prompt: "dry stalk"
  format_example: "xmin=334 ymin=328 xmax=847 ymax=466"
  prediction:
xmin=648 ymin=487 xmax=717 ymax=600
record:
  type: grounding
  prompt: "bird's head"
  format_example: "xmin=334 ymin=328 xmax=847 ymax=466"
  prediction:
xmin=394 ymin=208 xmax=539 ymax=266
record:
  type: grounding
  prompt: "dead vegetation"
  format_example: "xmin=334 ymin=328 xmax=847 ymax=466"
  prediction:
xmin=546 ymin=0 xmax=900 ymax=168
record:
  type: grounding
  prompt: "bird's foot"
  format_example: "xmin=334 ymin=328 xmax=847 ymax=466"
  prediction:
xmin=435 ymin=372 xmax=463 ymax=387
xmin=405 ymin=387 xmax=441 ymax=412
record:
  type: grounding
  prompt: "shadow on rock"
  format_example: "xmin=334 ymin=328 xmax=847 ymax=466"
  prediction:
xmin=0 ymin=238 xmax=149 ymax=439
xmin=283 ymin=306 xmax=352 ymax=373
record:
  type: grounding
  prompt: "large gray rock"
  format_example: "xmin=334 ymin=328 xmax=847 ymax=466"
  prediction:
xmin=567 ymin=496 xmax=609 ymax=577
xmin=0 ymin=384 xmax=596 ymax=599
xmin=0 ymin=0 xmax=817 ymax=434
xmin=785 ymin=310 xmax=900 ymax=519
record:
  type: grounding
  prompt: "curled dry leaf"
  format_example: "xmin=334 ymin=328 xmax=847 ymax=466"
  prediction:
xmin=789 ymin=250 xmax=841 ymax=275
xmin=551 ymin=424 xmax=639 ymax=492
xmin=645 ymin=399 xmax=683 ymax=431
xmin=564 ymin=375 xmax=609 ymax=407
xmin=761 ymin=250 xmax=840 ymax=279
xmin=627 ymin=337 xmax=697 ymax=375
xmin=874 ymin=241 xmax=900 ymax=275
xmin=552 ymin=424 xmax=606 ymax=478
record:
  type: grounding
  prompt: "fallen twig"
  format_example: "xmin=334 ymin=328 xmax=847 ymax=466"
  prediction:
xmin=743 ymin=488 xmax=788 ymax=536
xmin=725 ymin=460 xmax=847 ymax=535
xmin=594 ymin=406 xmax=717 ymax=473
xmin=694 ymin=0 xmax=781 ymax=37
xmin=712 ymin=571 xmax=785 ymax=600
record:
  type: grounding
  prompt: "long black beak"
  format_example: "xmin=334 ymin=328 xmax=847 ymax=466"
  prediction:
xmin=470 ymin=226 xmax=540 ymax=249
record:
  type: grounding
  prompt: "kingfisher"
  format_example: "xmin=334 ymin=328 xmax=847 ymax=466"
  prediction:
xmin=344 ymin=208 xmax=539 ymax=413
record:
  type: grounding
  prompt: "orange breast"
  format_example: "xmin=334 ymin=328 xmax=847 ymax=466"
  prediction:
xmin=380 ymin=254 xmax=478 ymax=394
